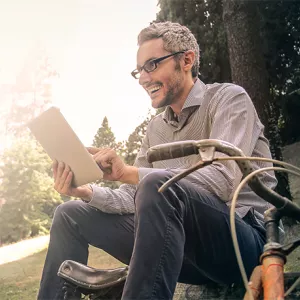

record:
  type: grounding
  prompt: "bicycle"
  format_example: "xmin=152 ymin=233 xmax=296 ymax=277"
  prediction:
xmin=58 ymin=139 xmax=300 ymax=299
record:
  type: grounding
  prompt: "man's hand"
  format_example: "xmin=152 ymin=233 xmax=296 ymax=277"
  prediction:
xmin=87 ymin=147 xmax=139 ymax=184
xmin=53 ymin=160 xmax=93 ymax=201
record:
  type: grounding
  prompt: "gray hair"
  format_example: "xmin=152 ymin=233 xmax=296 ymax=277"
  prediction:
xmin=137 ymin=22 xmax=200 ymax=78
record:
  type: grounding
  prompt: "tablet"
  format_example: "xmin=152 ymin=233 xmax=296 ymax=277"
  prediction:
xmin=27 ymin=106 xmax=103 ymax=187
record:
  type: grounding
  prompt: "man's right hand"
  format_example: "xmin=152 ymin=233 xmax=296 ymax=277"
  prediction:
xmin=53 ymin=160 xmax=93 ymax=202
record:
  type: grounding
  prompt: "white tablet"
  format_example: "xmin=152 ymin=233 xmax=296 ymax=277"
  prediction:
xmin=27 ymin=106 xmax=103 ymax=187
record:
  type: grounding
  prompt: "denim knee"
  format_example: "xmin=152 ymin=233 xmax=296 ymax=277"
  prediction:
xmin=51 ymin=200 xmax=83 ymax=232
xmin=135 ymin=170 xmax=179 ymax=213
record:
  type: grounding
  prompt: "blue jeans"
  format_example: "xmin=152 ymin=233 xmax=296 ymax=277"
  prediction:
xmin=38 ymin=171 xmax=265 ymax=300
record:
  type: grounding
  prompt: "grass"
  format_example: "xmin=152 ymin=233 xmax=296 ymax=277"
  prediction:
xmin=1 ymin=231 xmax=299 ymax=300
xmin=0 ymin=239 xmax=124 ymax=300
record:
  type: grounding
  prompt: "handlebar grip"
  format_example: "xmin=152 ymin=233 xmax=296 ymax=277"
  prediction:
xmin=147 ymin=141 xmax=199 ymax=163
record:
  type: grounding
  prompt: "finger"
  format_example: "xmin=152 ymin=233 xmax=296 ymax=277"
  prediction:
xmin=93 ymin=151 xmax=113 ymax=169
xmin=93 ymin=148 xmax=112 ymax=161
xmin=54 ymin=162 xmax=65 ymax=190
xmin=58 ymin=165 xmax=71 ymax=190
xmin=61 ymin=171 xmax=73 ymax=194
xmin=57 ymin=161 xmax=65 ymax=179
xmin=86 ymin=147 xmax=100 ymax=155
xmin=52 ymin=159 xmax=58 ymax=179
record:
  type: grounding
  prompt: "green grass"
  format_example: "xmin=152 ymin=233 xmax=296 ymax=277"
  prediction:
xmin=0 ymin=245 xmax=124 ymax=300
xmin=2 ymin=235 xmax=299 ymax=300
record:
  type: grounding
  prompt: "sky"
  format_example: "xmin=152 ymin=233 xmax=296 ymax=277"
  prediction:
xmin=0 ymin=0 xmax=159 ymax=146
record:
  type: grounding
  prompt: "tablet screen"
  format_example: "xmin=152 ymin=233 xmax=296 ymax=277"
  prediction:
xmin=27 ymin=107 xmax=103 ymax=187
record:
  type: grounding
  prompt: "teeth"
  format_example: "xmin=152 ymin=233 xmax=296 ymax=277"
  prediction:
xmin=147 ymin=85 xmax=161 ymax=93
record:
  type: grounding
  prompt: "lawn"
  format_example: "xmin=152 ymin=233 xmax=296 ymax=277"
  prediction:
xmin=0 ymin=238 xmax=124 ymax=300
xmin=1 ymin=233 xmax=299 ymax=300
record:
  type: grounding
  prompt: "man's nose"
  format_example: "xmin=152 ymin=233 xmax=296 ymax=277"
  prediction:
xmin=139 ymin=69 xmax=151 ymax=86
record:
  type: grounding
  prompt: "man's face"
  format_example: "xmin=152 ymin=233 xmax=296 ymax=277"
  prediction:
xmin=136 ymin=38 xmax=185 ymax=109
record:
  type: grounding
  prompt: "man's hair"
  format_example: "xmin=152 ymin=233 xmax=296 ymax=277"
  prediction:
xmin=137 ymin=21 xmax=200 ymax=78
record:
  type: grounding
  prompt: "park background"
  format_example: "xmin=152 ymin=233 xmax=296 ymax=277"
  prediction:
xmin=0 ymin=0 xmax=300 ymax=299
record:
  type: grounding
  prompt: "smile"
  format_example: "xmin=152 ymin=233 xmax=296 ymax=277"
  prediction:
xmin=147 ymin=85 xmax=162 ymax=94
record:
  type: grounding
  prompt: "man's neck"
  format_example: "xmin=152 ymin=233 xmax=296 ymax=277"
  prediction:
xmin=170 ymin=77 xmax=196 ymax=115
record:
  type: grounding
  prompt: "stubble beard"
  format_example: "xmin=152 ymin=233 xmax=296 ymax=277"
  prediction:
xmin=155 ymin=67 xmax=183 ymax=109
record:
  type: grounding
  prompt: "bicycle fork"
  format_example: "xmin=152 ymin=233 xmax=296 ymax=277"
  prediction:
xmin=245 ymin=208 xmax=285 ymax=300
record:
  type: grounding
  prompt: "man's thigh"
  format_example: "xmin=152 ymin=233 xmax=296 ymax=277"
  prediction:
xmin=175 ymin=181 xmax=265 ymax=284
xmin=55 ymin=200 xmax=135 ymax=264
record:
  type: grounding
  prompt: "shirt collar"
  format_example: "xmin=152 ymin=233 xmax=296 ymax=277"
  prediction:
xmin=163 ymin=79 xmax=206 ymax=122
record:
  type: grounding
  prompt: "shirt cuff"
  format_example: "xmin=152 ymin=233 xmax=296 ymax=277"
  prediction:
xmin=86 ymin=184 xmax=109 ymax=210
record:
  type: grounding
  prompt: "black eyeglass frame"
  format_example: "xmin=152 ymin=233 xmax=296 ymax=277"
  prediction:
xmin=131 ymin=50 xmax=186 ymax=79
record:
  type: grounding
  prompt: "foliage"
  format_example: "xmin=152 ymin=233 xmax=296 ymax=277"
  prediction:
xmin=260 ymin=1 xmax=300 ymax=145
xmin=92 ymin=117 xmax=120 ymax=189
xmin=124 ymin=114 xmax=153 ymax=166
xmin=92 ymin=117 xmax=117 ymax=149
xmin=0 ymin=136 xmax=62 ymax=244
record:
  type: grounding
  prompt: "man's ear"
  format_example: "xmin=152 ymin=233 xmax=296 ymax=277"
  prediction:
xmin=182 ymin=50 xmax=195 ymax=72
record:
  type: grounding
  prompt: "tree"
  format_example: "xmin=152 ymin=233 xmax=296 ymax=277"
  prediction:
xmin=124 ymin=121 xmax=147 ymax=166
xmin=222 ymin=0 xmax=271 ymax=131
xmin=124 ymin=114 xmax=154 ymax=166
xmin=92 ymin=117 xmax=120 ymax=189
xmin=0 ymin=135 xmax=62 ymax=243
xmin=260 ymin=1 xmax=300 ymax=145
xmin=92 ymin=117 xmax=117 ymax=149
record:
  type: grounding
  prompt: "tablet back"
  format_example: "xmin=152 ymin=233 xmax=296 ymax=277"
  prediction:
xmin=28 ymin=107 xmax=103 ymax=187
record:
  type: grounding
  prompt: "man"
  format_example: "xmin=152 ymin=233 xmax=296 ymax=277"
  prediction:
xmin=38 ymin=22 xmax=276 ymax=299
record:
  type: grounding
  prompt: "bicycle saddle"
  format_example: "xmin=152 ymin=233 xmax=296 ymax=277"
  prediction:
xmin=58 ymin=260 xmax=128 ymax=290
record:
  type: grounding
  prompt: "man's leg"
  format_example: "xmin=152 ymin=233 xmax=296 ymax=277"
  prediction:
xmin=122 ymin=170 xmax=265 ymax=300
xmin=38 ymin=200 xmax=134 ymax=300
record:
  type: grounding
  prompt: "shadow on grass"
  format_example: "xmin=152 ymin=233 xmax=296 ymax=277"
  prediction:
xmin=0 ymin=245 xmax=124 ymax=300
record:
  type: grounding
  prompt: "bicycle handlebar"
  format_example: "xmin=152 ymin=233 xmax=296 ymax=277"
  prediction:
xmin=147 ymin=140 xmax=199 ymax=163
xmin=146 ymin=139 xmax=300 ymax=221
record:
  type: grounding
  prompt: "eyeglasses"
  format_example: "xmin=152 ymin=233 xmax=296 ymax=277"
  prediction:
xmin=131 ymin=51 xmax=186 ymax=79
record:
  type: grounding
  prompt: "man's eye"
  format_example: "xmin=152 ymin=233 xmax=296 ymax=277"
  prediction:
xmin=144 ymin=60 xmax=156 ymax=72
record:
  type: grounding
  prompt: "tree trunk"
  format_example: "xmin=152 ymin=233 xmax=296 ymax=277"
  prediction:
xmin=222 ymin=0 xmax=270 ymax=133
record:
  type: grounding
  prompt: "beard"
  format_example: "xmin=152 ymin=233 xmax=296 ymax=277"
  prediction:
xmin=154 ymin=64 xmax=184 ymax=109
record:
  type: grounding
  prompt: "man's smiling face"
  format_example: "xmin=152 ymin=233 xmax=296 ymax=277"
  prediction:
xmin=136 ymin=38 xmax=185 ymax=109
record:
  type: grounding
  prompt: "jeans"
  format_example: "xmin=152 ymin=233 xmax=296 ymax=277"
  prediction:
xmin=37 ymin=170 xmax=265 ymax=300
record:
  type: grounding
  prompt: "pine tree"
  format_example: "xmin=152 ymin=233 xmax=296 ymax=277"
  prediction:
xmin=92 ymin=117 xmax=117 ymax=149
xmin=92 ymin=117 xmax=120 ymax=189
